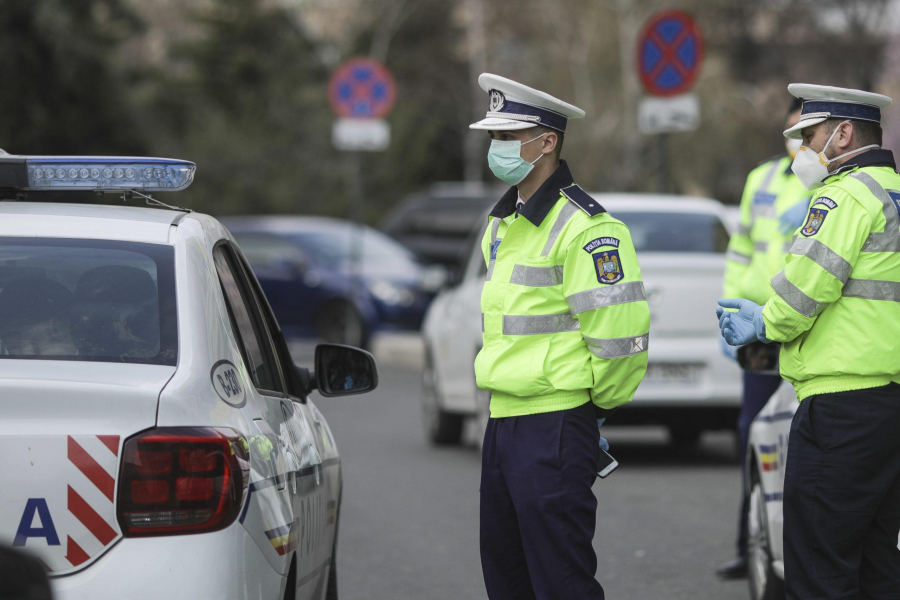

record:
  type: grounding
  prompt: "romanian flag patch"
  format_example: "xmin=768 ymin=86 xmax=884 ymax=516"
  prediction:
xmin=759 ymin=444 xmax=779 ymax=472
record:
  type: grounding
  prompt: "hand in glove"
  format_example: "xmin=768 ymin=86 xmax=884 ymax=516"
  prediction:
xmin=778 ymin=199 xmax=811 ymax=236
xmin=720 ymin=335 xmax=738 ymax=361
xmin=716 ymin=299 xmax=770 ymax=346
xmin=597 ymin=418 xmax=609 ymax=452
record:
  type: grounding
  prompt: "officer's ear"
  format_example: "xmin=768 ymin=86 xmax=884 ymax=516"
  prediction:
xmin=541 ymin=131 xmax=559 ymax=156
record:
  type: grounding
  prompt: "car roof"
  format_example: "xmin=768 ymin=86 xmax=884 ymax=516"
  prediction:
xmin=222 ymin=216 xmax=371 ymax=234
xmin=0 ymin=202 xmax=184 ymax=244
xmin=591 ymin=193 xmax=727 ymax=217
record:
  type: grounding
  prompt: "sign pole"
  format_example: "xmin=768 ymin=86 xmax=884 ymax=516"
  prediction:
xmin=657 ymin=133 xmax=668 ymax=193
xmin=350 ymin=152 xmax=365 ymax=281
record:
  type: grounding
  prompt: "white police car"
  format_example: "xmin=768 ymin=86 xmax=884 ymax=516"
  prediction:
xmin=0 ymin=152 xmax=377 ymax=599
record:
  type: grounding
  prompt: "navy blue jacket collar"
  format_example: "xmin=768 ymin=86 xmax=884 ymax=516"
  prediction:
xmin=488 ymin=160 xmax=575 ymax=226
xmin=831 ymin=148 xmax=897 ymax=177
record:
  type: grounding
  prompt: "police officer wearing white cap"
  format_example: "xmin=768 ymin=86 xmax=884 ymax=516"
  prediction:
xmin=472 ymin=74 xmax=650 ymax=600
xmin=717 ymin=83 xmax=900 ymax=599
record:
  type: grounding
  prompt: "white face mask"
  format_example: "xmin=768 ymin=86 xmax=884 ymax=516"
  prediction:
xmin=785 ymin=138 xmax=801 ymax=159
xmin=791 ymin=120 xmax=880 ymax=190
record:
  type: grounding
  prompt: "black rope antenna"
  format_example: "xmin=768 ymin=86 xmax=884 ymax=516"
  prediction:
xmin=120 ymin=189 xmax=191 ymax=213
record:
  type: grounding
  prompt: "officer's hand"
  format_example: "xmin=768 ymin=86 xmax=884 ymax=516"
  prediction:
xmin=717 ymin=299 xmax=768 ymax=346
xmin=597 ymin=418 xmax=609 ymax=452
xmin=778 ymin=200 xmax=811 ymax=236
xmin=720 ymin=335 xmax=738 ymax=361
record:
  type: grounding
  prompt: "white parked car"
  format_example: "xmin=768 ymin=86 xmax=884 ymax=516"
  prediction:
xmin=0 ymin=153 xmax=378 ymax=599
xmin=421 ymin=194 xmax=742 ymax=446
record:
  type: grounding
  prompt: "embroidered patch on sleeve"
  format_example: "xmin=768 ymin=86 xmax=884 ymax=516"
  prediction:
xmin=812 ymin=197 xmax=837 ymax=210
xmin=593 ymin=249 xmax=624 ymax=284
xmin=800 ymin=207 xmax=828 ymax=237
xmin=583 ymin=237 xmax=620 ymax=253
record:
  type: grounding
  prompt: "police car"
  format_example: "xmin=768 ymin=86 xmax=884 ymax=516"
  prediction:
xmin=421 ymin=194 xmax=741 ymax=446
xmin=0 ymin=152 xmax=377 ymax=599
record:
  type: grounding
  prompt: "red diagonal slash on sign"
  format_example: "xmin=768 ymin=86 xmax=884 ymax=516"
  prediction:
xmin=647 ymin=25 xmax=692 ymax=82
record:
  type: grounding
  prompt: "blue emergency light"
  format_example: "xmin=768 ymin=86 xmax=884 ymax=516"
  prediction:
xmin=0 ymin=152 xmax=196 ymax=192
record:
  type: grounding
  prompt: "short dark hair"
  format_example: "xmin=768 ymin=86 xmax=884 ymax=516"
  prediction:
xmin=823 ymin=118 xmax=883 ymax=147
xmin=533 ymin=126 xmax=564 ymax=159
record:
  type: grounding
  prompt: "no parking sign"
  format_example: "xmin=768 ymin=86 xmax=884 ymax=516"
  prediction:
xmin=329 ymin=57 xmax=396 ymax=151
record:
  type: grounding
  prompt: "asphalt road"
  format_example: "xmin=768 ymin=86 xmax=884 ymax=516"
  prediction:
xmin=312 ymin=362 xmax=751 ymax=600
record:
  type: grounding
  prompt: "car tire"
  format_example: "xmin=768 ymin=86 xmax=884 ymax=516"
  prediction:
xmin=748 ymin=466 xmax=785 ymax=600
xmin=325 ymin=495 xmax=341 ymax=600
xmin=316 ymin=301 xmax=366 ymax=349
xmin=421 ymin=348 xmax=464 ymax=445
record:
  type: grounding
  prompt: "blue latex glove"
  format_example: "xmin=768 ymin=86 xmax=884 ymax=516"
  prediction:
xmin=720 ymin=336 xmax=738 ymax=361
xmin=778 ymin=200 xmax=811 ymax=236
xmin=716 ymin=299 xmax=770 ymax=346
xmin=597 ymin=418 xmax=609 ymax=452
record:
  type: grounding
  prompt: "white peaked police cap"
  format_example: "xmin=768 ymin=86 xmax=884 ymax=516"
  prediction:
xmin=469 ymin=74 xmax=585 ymax=133
xmin=784 ymin=83 xmax=892 ymax=140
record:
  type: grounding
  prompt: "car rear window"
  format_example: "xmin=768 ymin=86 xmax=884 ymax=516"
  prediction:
xmin=613 ymin=212 xmax=729 ymax=253
xmin=0 ymin=238 xmax=177 ymax=365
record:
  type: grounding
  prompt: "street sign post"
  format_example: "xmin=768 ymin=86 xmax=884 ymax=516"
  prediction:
xmin=328 ymin=57 xmax=397 ymax=277
xmin=636 ymin=10 xmax=704 ymax=192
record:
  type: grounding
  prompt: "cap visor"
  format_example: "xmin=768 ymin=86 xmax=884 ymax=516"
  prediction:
xmin=469 ymin=117 xmax=537 ymax=131
xmin=784 ymin=117 xmax=827 ymax=139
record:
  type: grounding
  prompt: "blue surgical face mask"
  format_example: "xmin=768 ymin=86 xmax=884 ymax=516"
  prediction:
xmin=487 ymin=133 xmax=548 ymax=185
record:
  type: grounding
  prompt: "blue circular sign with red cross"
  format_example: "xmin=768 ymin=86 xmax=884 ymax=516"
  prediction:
xmin=637 ymin=10 xmax=704 ymax=97
xmin=328 ymin=57 xmax=396 ymax=119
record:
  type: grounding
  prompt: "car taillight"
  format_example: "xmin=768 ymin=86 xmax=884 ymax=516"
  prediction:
xmin=117 ymin=427 xmax=250 ymax=537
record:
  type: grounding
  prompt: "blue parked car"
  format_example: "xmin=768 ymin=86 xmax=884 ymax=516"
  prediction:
xmin=223 ymin=217 xmax=443 ymax=348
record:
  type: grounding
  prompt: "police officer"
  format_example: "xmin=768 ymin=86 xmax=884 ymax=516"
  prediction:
xmin=471 ymin=74 xmax=650 ymax=600
xmin=716 ymin=97 xmax=812 ymax=579
xmin=718 ymin=83 xmax=900 ymax=599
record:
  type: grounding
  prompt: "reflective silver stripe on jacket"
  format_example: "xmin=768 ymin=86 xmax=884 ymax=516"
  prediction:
xmin=736 ymin=223 xmax=751 ymax=236
xmin=503 ymin=313 xmax=581 ymax=335
xmin=541 ymin=202 xmax=579 ymax=257
xmin=783 ymin=241 xmax=794 ymax=253
xmin=770 ymin=270 xmax=828 ymax=317
xmin=481 ymin=313 xmax=485 ymax=332
xmin=788 ymin=237 xmax=852 ymax=283
xmin=726 ymin=248 xmax=751 ymax=265
xmin=509 ymin=264 xmax=564 ymax=287
xmin=749 ymin=161 xmax=781 ymax=224
xmin=754 ymin=241 xmax=769 ymax=252
xmin=842 ymin=278 xmax=900 ymax=301
xmin=582 ymin=333 xmax=649 ymax=359
xmin=485 ymin=217 xmax=502 ymax=281
xmin=566 ymin=281 xmax=646 ymax=315
xmin=853 ymin=172 xmax=900 ymax=252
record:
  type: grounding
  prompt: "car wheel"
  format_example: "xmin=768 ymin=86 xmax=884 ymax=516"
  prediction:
xmin=325 ymin=546 xmax=338 ymax=600
xmin=668 ymin=427 xmax=702 ymax=449
xmin=317 ymin=301 xmax=366 ymax=348
xmin=748 ymin=467 xmax=785 ymax=600
xmin=421 ymin=348 xmax=464 ymax=445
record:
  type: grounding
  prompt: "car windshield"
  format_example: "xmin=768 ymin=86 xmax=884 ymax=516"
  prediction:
xmin=613 ymin=212 xmax=729 ymax=253
xmin=0 ymin=238 xmax=177 ymax=365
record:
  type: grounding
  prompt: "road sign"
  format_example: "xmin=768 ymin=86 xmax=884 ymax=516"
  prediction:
xmin=332 ymin=118 xmax=391 ymax=152
xmin=637 ymin=10 xmax=704 ymax=97
xmin=638 ymin=94 xmax=700 ymax=135
xmin=328 ymin=57 xmax=397 ymax=119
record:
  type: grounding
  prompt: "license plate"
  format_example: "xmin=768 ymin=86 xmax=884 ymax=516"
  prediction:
xmin=644 ymin=363 xmax=703 ymax=385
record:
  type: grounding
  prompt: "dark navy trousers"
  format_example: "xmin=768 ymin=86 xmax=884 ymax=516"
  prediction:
xmin=736 ymin=371 xmax=783 ymax=556
xmin=783 ymin=384 xmax=900 ymax=599
xmin=480 ymin=400 xmax=604 ymax=600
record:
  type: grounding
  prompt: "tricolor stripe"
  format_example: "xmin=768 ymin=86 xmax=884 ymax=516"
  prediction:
xmin=264 ymin=519 xmax=300 ymax=556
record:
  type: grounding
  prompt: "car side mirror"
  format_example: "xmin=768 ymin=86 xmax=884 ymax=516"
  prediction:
xmin=310 ymin=344 xmax=378 ymax=397
xmin=737 ymin=341 xmax=781 ymax=374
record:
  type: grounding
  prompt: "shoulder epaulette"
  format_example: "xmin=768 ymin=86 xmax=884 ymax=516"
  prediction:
xmin=561 ymin=184 xmax=606 ymax=217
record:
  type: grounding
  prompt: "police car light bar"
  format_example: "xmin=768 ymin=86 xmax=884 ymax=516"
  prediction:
xmin=0 ymin=154 xmax=196 ymax=192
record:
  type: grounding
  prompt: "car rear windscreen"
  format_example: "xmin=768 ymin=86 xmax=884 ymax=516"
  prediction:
xmin=613 ymin=212 xmax=729 ymax=253
xmin=0 ymin=238 xmax=176 ymax=365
